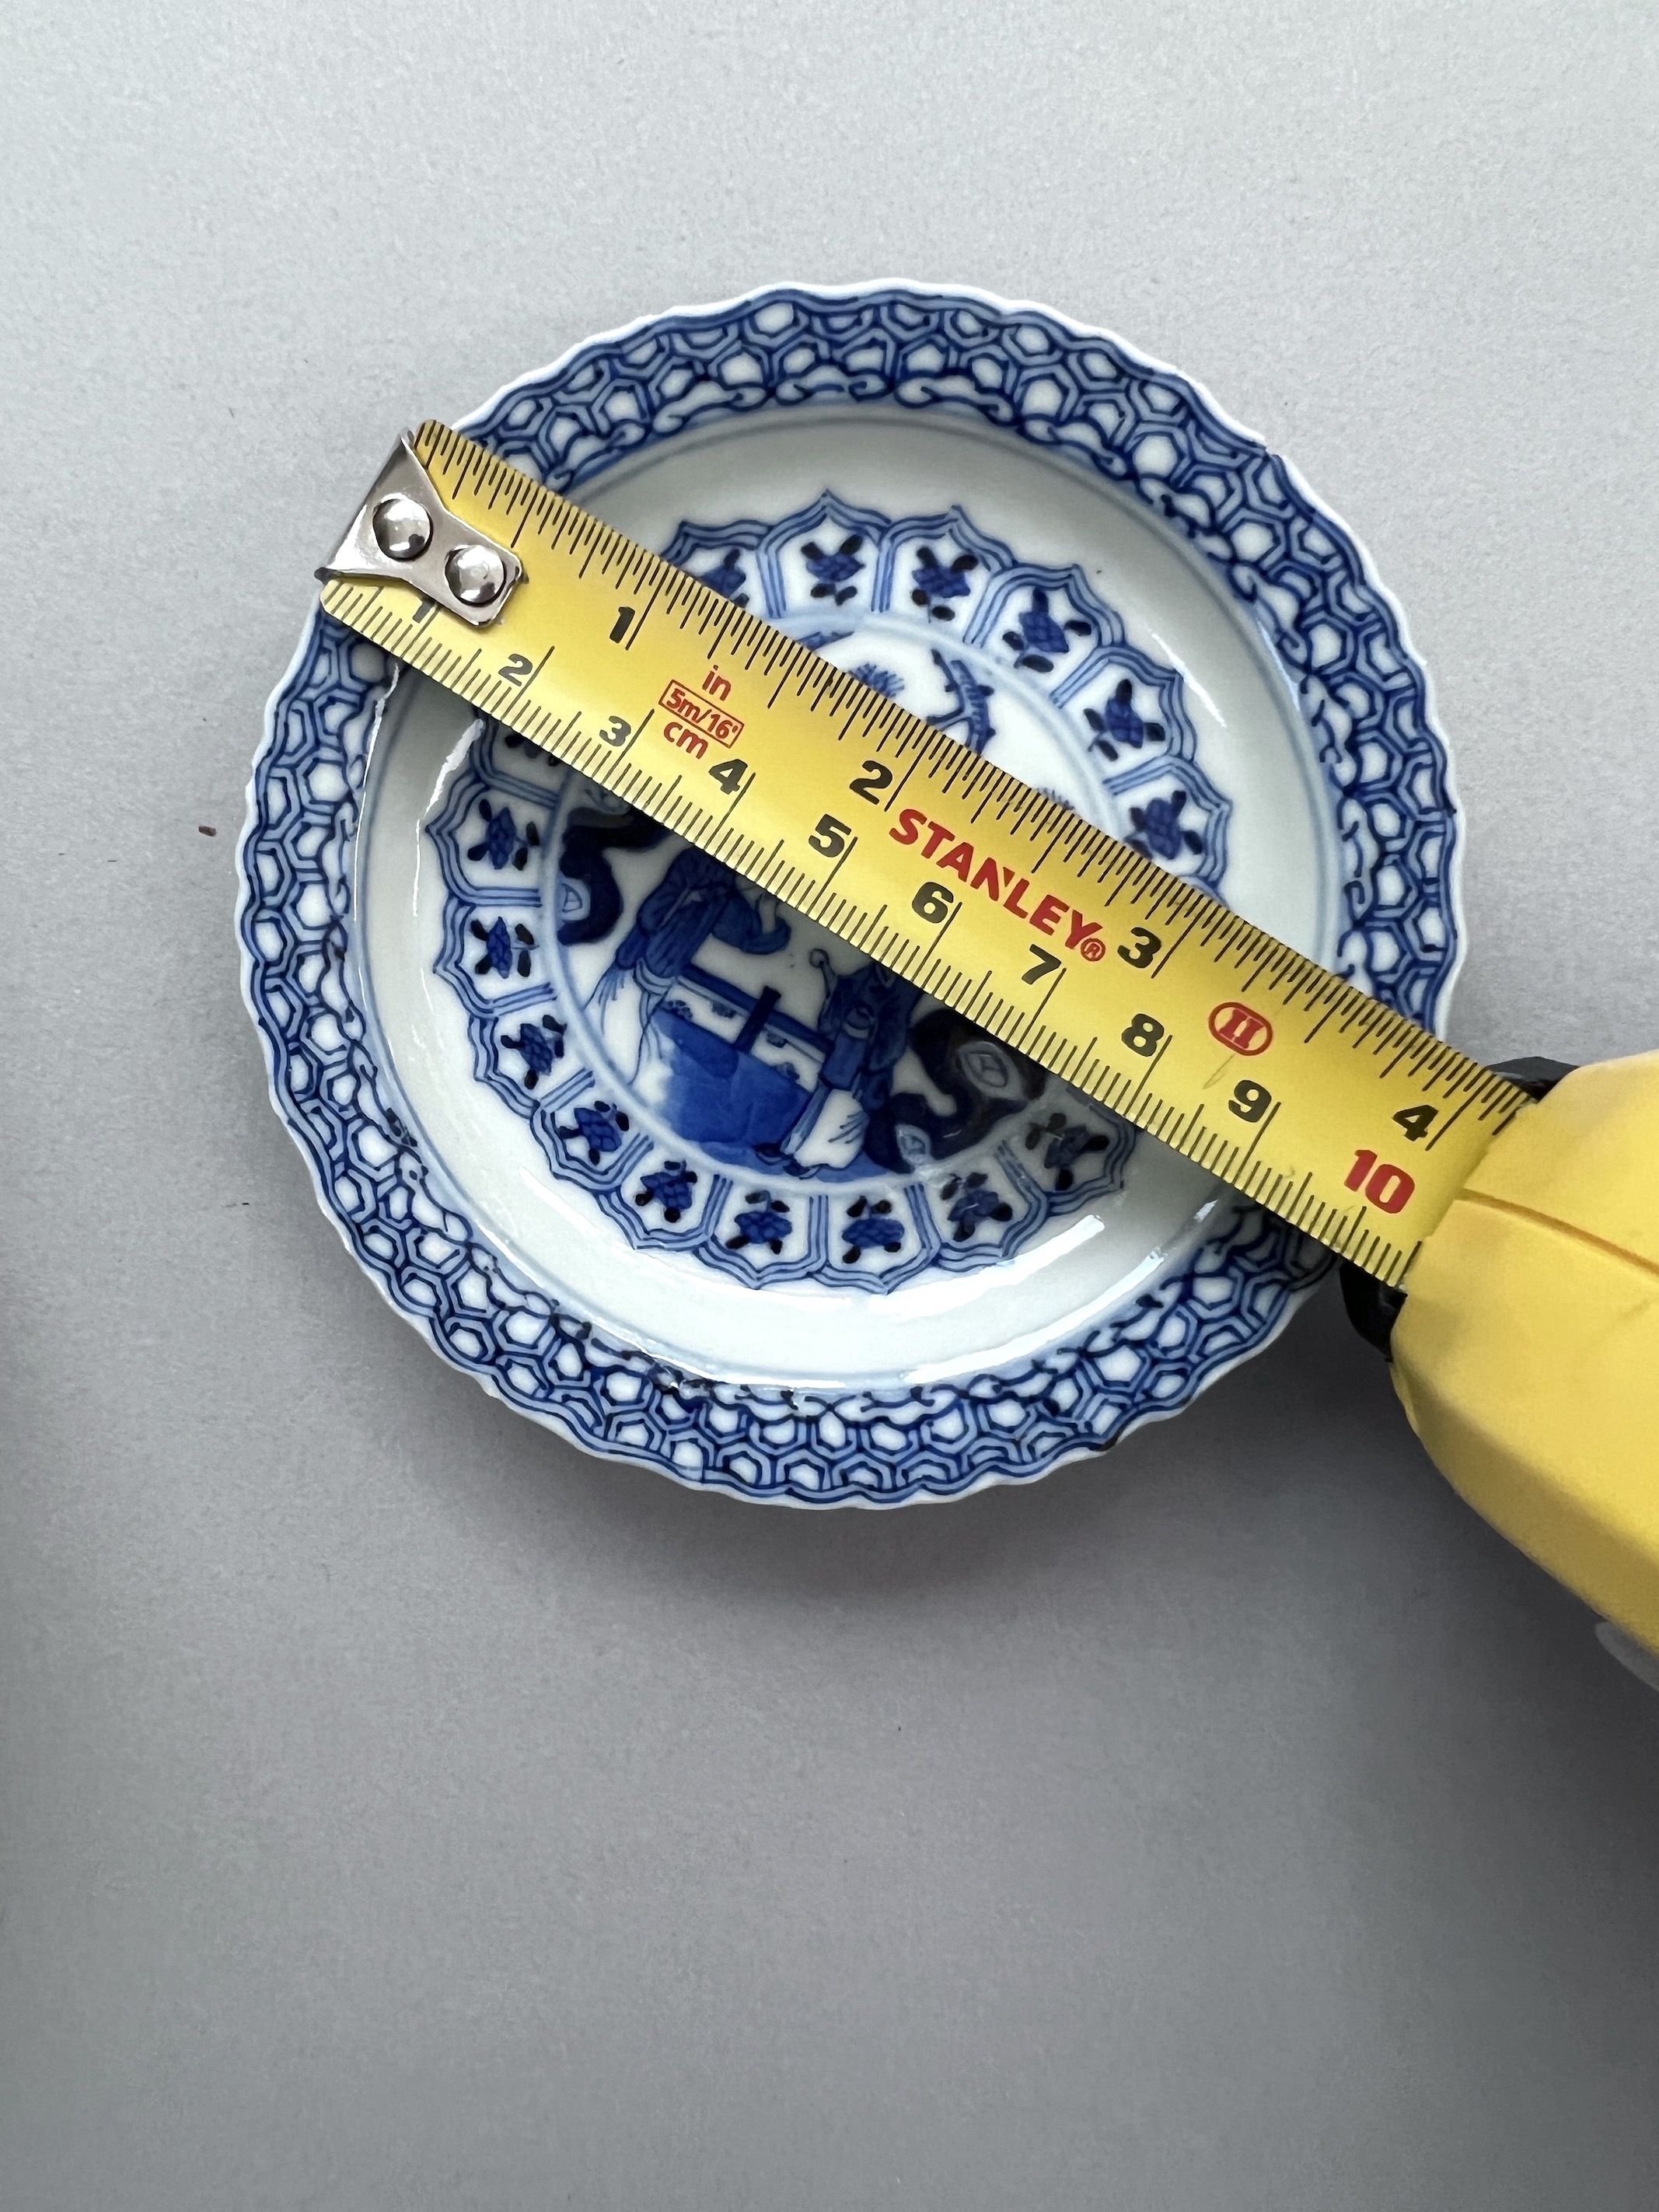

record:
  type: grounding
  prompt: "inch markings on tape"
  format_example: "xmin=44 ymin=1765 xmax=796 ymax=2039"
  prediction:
xmin=319 ymin=420 xmax=1528 ymax=1287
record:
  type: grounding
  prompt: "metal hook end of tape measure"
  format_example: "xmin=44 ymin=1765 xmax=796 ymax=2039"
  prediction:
xmin=316 ymin=432 xmax=523 ymax=627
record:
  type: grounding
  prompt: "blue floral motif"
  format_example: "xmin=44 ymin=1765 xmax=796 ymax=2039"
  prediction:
xmin=697 ymin=548 xmax=749 ymax=605
xmin=1085 ymin=680 xmax=1165 ymax=763
xmin=802 ymin=534 xmax=864 ymax=606
xmin=941 ymin=1172 xmax=1015 ymax=1241
xmin=1001 ymin=587 xmax=1091 ymax=673
xmin=472 ymin=916 xmax=536 ymax=979
xmin=1127 ymin=791 xmax=1204 ymax=862
xmin=727 ymin=1192 xmax=792 ymax=1253
xmin=502 ymin=1012 xmax=566 ymax=1089
xmin=1024 ymin=1113 xmax=1113 ymax=1192
xmin=243 ymin=284 xmax=1461 ymax=1502
xmin=842 ymin=1197 xmax=904 ymax=1262
xmin=635 ymin=1159 xmax=697 ymax=1222
xmin=910 ymin=546 xmax=979 ymax=619
xmin=468 ymin=799 xmax=540 ymax=872
xmin=560 ymin=1099 xmax=630 ymax=1165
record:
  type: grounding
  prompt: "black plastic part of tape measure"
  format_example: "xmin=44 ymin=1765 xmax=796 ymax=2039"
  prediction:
xmin=1339 ymin=1057 xmax=1576 ymax=1358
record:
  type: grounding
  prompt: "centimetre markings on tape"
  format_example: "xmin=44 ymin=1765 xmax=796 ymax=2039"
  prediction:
xmin=320 ymin=420 xmax=1529 ymax=1288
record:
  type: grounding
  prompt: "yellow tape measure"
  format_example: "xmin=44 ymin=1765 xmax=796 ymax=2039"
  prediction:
xmin=320 ymin=420 xmax=1528 ymax=1288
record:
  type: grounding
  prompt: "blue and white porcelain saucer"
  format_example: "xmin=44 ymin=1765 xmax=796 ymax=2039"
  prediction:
xmin=240 ymin=284 xmax=1462 ymax=1504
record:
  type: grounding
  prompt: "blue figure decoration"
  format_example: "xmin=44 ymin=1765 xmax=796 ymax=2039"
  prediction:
xmin=863 ymin=1010 xmax=1046 ymax=1173
xmin=589 ymin=847 xmax=790 ymax=1079
xmin=556 ymin=808 xmax=667 ymax=946
xmin=760 ymin=950 xmax=922 ymax=1176
xmin=927 ymin=650 xmax=996 ymax=754
xmin=851 ymin=662 xmax=903 ymax=698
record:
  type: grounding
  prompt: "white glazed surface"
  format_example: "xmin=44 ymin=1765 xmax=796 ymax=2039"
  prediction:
xmin=244 ymin=284 xmax=1462 ymax=1499
xmin=361 ymin=411 xmax=1340 ymax=1384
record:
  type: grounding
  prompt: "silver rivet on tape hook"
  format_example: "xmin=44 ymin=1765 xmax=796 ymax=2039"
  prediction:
xmin=445 ymin=542 xmax=506 ymax=606
xmin=371 ymin=494 xmax=432 ymax=561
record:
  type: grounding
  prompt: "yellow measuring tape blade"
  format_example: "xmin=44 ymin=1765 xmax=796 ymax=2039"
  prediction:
xmin=321 ymin=421 xmax=1528 ymax=1288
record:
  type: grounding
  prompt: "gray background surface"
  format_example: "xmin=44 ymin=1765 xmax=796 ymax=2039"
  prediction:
xmin=4 ymin=3 xmax=1658 ymax=2206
